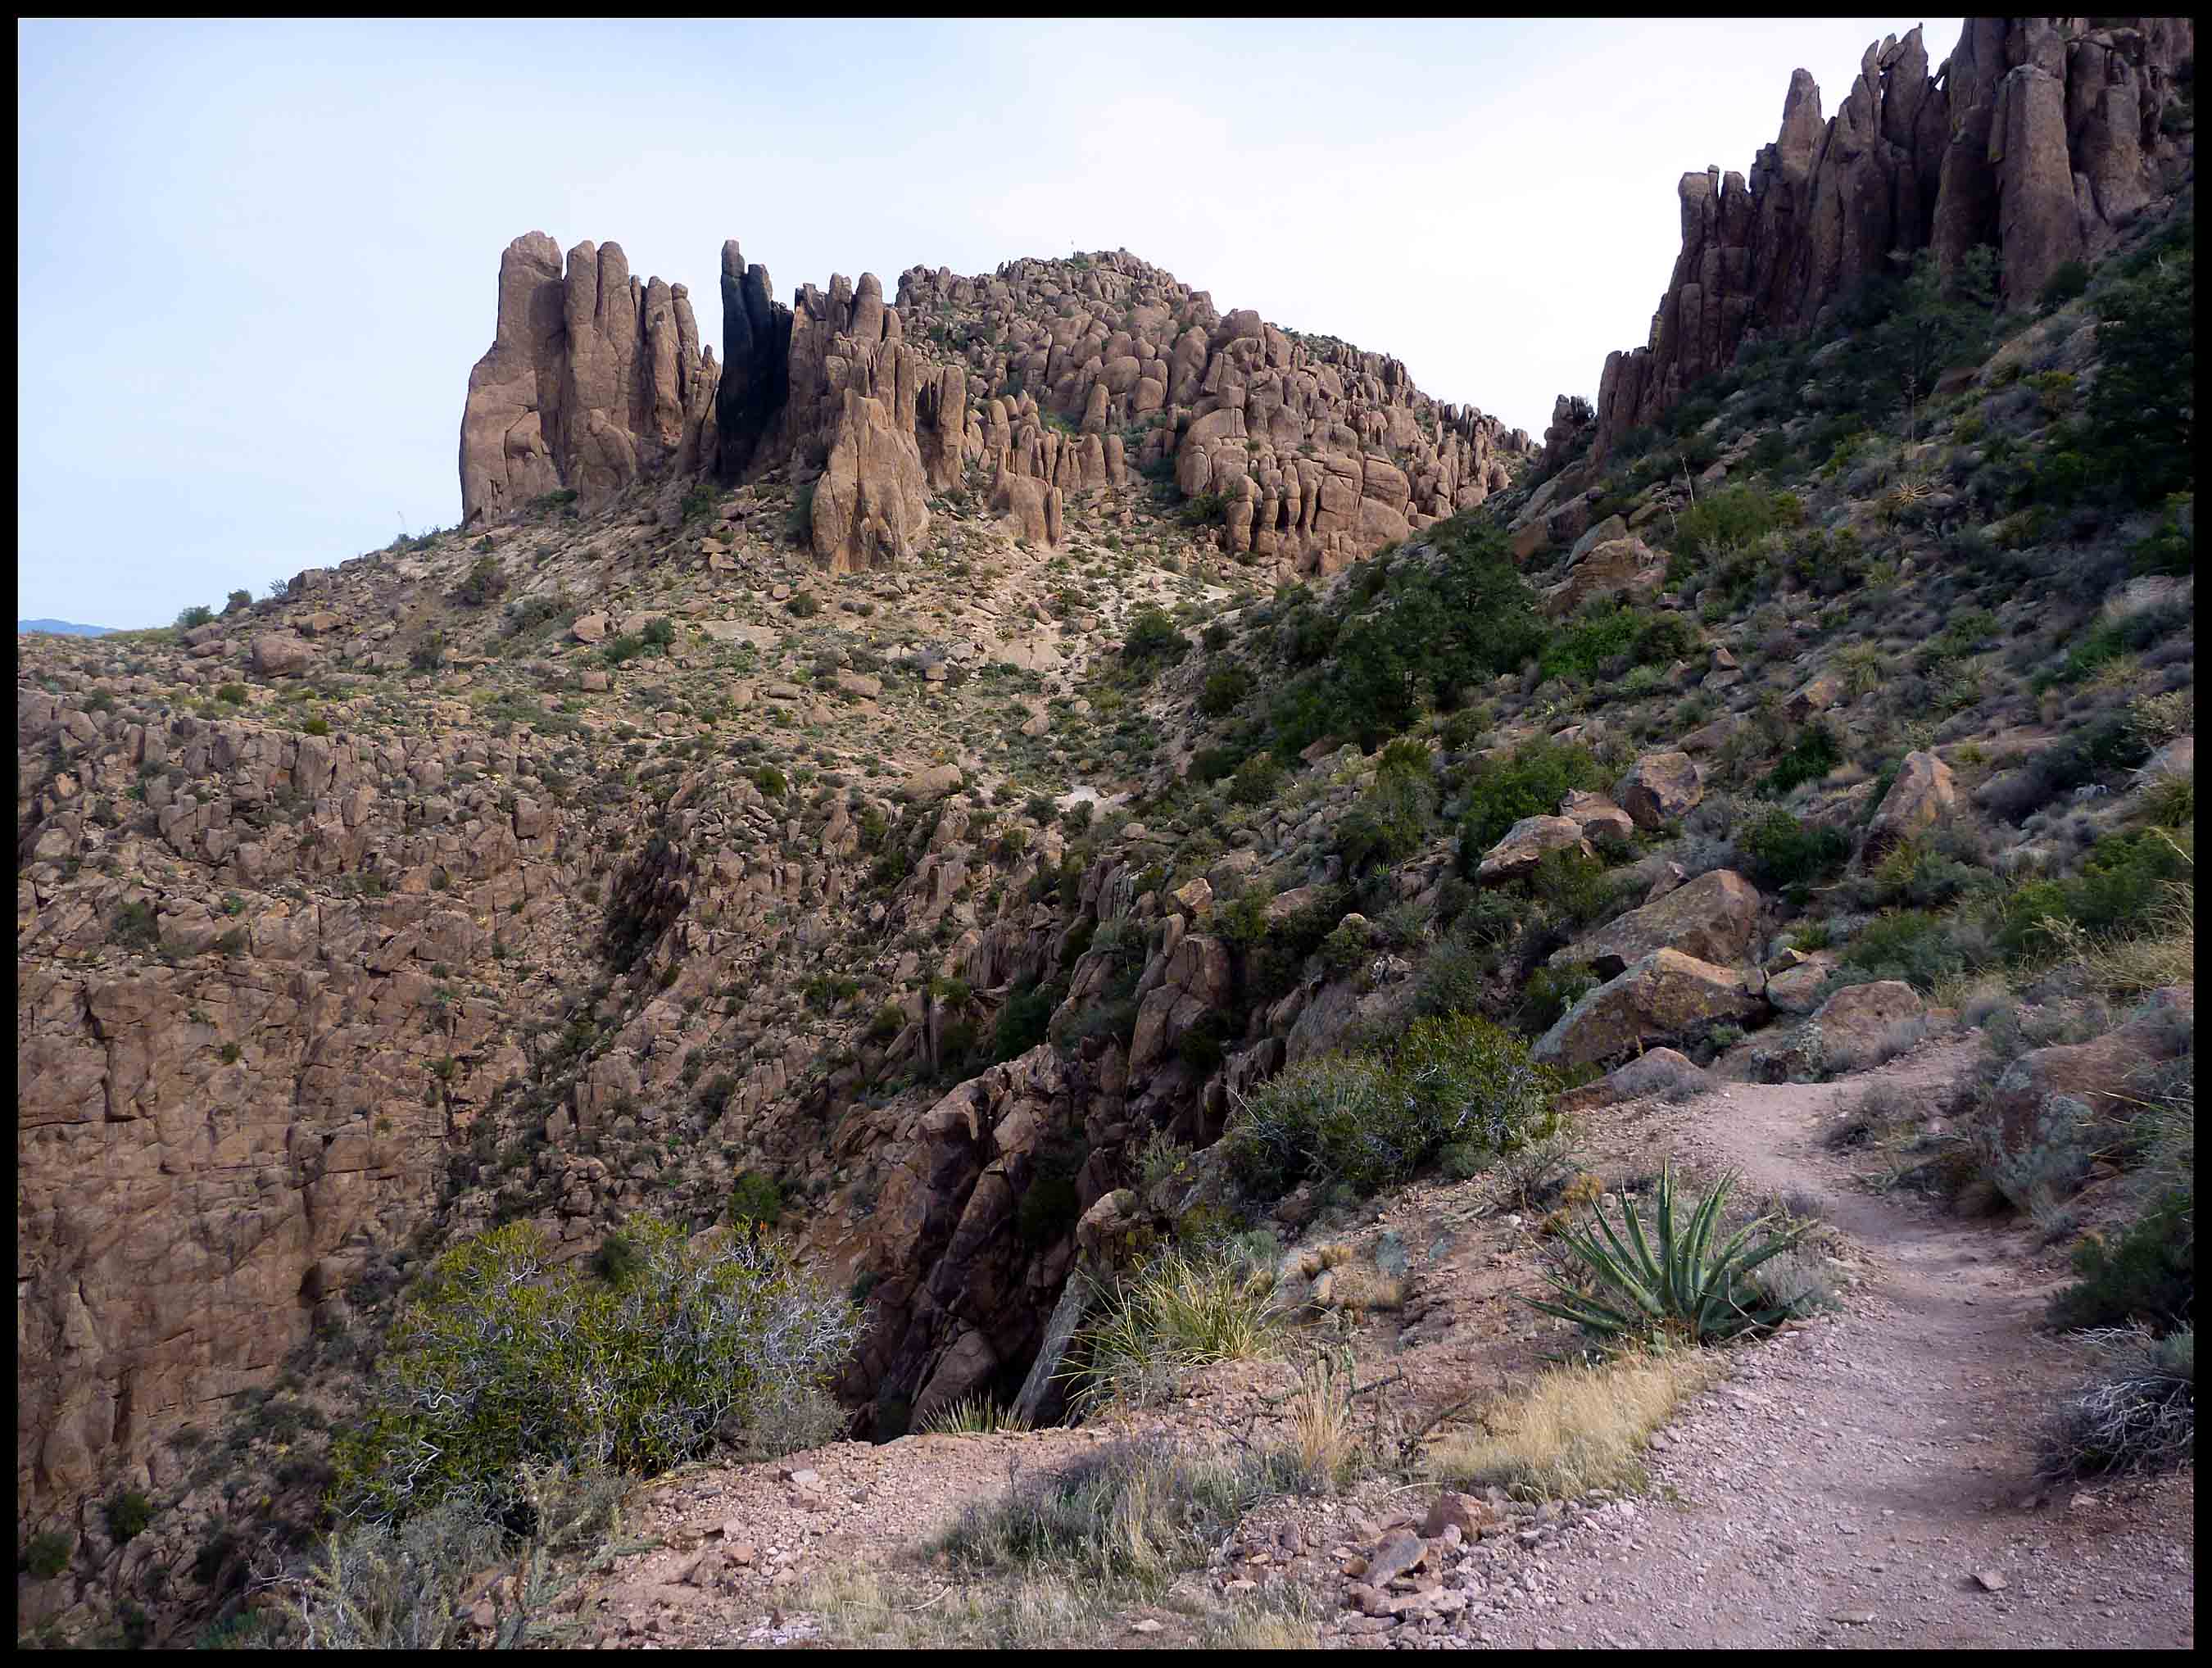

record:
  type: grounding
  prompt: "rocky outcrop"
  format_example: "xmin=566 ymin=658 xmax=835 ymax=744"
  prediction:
xmin=460 ymin=233 xmax=718 ymax=523
xmin=1558 ymin=868 xmax=1761 ymax=979
xmin=1586 ymin=18 xmax=2195 ymax=461
xmin=897 ymin=251 xmax=1533 ymax=577
xmin=1533 ymin=949 xmax=1768 ymax=1072
xmin=1615 ymin=751 xmax=1704 ymax=832
xmin=1863 ymin=749 xmax=1959 ymax=859
xmin=810 ymin=391 xmax=931 ymax=572
xmin=1473 ymin=815 xmax=1593 ymax=885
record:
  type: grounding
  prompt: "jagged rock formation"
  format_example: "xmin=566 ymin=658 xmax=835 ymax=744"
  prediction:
xmin=899 ymin=253 xmax=1533 ymax=576
xmin=460 ymin=234 xmax=719 ymax=523
xmin=465 ymin=237 xmax=1534 ymax=578
xmin=1589 ymin=17 xmax=2195 ymax=460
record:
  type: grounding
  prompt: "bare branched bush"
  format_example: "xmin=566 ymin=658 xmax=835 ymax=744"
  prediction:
xmin=2038 ymin=1326 xmax=2195 ymax=1483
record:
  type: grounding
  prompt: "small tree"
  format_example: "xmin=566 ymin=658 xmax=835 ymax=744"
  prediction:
xmin=175 ymin=603 xmax=215 ymax=629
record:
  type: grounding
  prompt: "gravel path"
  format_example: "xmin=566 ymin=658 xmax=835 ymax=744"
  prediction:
xmin=1455 ymin=1039 xmax=2196 ymax=1650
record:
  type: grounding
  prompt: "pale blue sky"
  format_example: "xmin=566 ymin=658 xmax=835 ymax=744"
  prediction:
xmin=18 ymin=16 xmax=1959 ymax=627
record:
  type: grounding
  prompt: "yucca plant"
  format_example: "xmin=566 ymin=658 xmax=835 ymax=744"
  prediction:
xmin=1526 ymin=1163 xmax=1811 ymax=1345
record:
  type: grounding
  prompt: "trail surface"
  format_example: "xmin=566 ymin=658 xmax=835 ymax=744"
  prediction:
xmin=1466 ymin=1038 xmax=2195 ymax=1650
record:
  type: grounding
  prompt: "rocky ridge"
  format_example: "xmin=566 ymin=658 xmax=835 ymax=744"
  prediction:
xmin=462 ymin=238 xmax=1534 ymax=579
xmin=1588 ymin=16 xmax=2194 ymax=460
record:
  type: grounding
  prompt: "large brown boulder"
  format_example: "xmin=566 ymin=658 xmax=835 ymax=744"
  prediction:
xmin=1559 ymin=868 xmax=1761 ymax=979
xmin=248 ymin=633 xmax=310 ymax=677
xmin=1864 ymin=750 xmax=1959 ymax=859
xmin=1615 ymin=750 xmax=1702 ymax=830
xmin=1986 ymin=986 xmax=2192 ymax=1164
xmin=1543 ymin=537 xmax=1665 ymax=617
xmin=1128 ymin=934 xmax=1232 ymax=1073
xmin=1474 ymin=815 xmax=1593 ymax=886
xmin=1532 ymin=949 xmax=1768 ymax=1072
xmin=1804 ymin=979 xmax=1925 ymax=1072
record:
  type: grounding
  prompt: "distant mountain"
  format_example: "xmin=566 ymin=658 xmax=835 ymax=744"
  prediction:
xmin=18 ymin=619 xmax=120 ymax=637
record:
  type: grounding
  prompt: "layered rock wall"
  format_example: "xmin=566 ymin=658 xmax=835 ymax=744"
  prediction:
xmin=1589 ymin=18 xmax=2194 ymax=460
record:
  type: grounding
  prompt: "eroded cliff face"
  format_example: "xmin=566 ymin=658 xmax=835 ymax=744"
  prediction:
xmin=465 ymin=235 xmax=1534 ymax=579
xmin=1589 ymin=17 xmax=2194 ymax=460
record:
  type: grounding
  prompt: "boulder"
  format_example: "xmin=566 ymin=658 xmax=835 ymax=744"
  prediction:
xmin=1864 ymin=750 xmax=1958 ymax=859
xmin=811 ymin=391 xmax=930 ymax=572
xmin=1566 ymin=514 xmax=1630 ymax=566
xmin=1559 ymin=790 xmax=1634 ymax=845
xmin=1803 ymin=980 xmax=1925 ymax=1072
xmin=1543 ymin=537 xmax=1665 ymax=617
xmin=1986 ymin=987 xmax=2192 ymax=1163
xmin=1784 ymin=671 xmax=1843 ymax=723
xmin=248 ymin=634 xmax=310 ymax=677
xmin=1765 ymin=954 xmax=1839 ymax=1013
xmin=571 ymin=612 xmax=610 ymax=644
xmin=1560 ymin=868 xmax=1761 ymax=978
xmin=900 ymin=764 xmax=963 ymax=801
xmin=1533 ymin=949 xmax=1767 ymax=1071
xmin=1474 ymin=815 xmax=1593 ymax=885
xmin=1615 ymin=751 xmax=1702 ymax=830
xmin=1552 ymin=1047 xmax=1706 ymax=1113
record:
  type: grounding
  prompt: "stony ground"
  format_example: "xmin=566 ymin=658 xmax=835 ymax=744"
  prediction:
xmin=535 ymin=1028 xmax=2193 ymax=1651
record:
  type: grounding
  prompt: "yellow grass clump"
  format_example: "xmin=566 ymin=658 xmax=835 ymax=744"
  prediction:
xmin=1428 ymin=1349 xmax=1720 ymax=1502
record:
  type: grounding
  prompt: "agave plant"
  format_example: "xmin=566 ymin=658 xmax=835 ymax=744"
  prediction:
xmin=1526 ymin=1163 xmax=1810 ymax=1345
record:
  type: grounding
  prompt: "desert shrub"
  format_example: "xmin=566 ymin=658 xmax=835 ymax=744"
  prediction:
xmin=1527 ymin=1163 xmax=1811 ymax=1345
xmin=1226 ymin=752 xmax=1284 ymax=806
xmin=326 ymin=1216 xmax=858 ymax=1528
xmin=1227 ymin=1013 xmax=1554 ymax=1202
xmin=1453 ymin=737 xmax=1606 ymax=865
xmin=176 ymin=603 xmax=216 ymax=629
xmin=1839 ymin=908 xmax=1990 ymax=993
xmin=409 ymin=632 xmax=445 ymax=673
xmin=215 ymin=682 xmax=248 ymax=705
xmin=1121 ymin=606 xmax=1189 ymax=677
xmin=1071 ymin=1249 xmax=1287 ymax=1414
xmin=2038 ymin=259 xmax=2092 ymax=312
xmin=991 ymin=979 xmax=1061 ymax=1063
xmin=640 ymin=616 xmax=674 ymax=650
xmin=453 ymin=555 xmax=509 ymax=607
xmin=934 ymin=1435 xmax=1297 ymax=1591
xmin=1335 ymin=749 xmax=1434 ymax=874
xmin=2080 ymin=236 xmax=2193 ymax=506
xmin=1760 ymin=721 xmax=1843 ymax=798
xmin=1199 ymin=662 xmax=1252 ymax=717
xmin=1740 ymin=809 xmax=1850 ymax=890
xmin=1673 ymin=482 xmax=1800 ymax=563
xmin=1995 ymin=827 xmax=2193 ymax=962
xmin=1264 ymin=517 xmax=1547 ymax=755
xmin=728 ymin=1171 xmax=784 ymax=1226
xmin=753 ymin=764 xmax=787 ymax=798
xmin=681 ymin=483 xmax=716 ymax=523
xmin=301 ymin=714 xmax=332 ymax=737
xmin=111 ymin=898 xmax=160 ymax=950
xmin=1975 ymin=1092 xmax=2094 ymax=1218
xmin=23 ymin=1529 xmax=74 ymax=1579
xmin=786 ymin=483 xmax=815 ymax=542
xmin=2038 ymin=1326 xmax=2194 ymax=1483
xmin=1518 ymin=962 xmax=1598 ymax=1035
xmin=1538 ymin=605 xmax=1697 ymax=686
xmin=2048 ymin=1189 xmax=2193 ymax=1335
xmin=103 ymin=1489 xmax=154 ymax=1544
xmin=785 ymin=591 xmax=821 ymax=619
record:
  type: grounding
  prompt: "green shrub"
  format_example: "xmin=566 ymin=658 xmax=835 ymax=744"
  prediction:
xmin=111 ymin=899 xmax=161 ymax=950
xmin=640 ymin=616 xmax=674 ymax=649
xmin=992 ymin=980 xmax=1061 ymax=1063
xmin=22 ymin=1529 xmax=74 ymax=1579
xmin=786 ymin=591 xmax=821 ymax=619
xmin=409 ymin=632 xmax=445 ymax=673
xmin=2039 ymin=259 xmax=2092 ymax=311
xmin=103 ymin=1489 xmax=154 ymax=1544
xmin=1673 ymin=483 xmax=1800 ymax=564
xmin=1742 ymin=809 xmax=1850 ymax=890
xmin=1226 ymin=752 xmax=1284 ymax=807
xmin=1069 ymin=1254 xmax=1287 ymax=1416
xmin=1199 ymin=662 xmax=1252 ymax=717
xmin=1840 ymin=908 xmax=1989 ymax=993
xmin=681 ymin=484 xmax=717 ymax=523
xmin=215 ymin=682 xmax=248 ymax=705
xmin=728 ymin=1171 xmax=784 ymax=1226
xmin=1015 ymin=1143 xmax=1085 ymax=1250
xmin=1228 ymin=1013 xmax=1554 ymax=1202
xmin=2082 ymin=237 xmax=2192 ymax=506
xmin=1122 ymin=606 xmax=1189 ymax=676
xmin=2048 ymin=1190 xmax=2193 ymax=1334
xmin=753 ymin=764 xmax=787 ymax=798
xmin=1996 ymin=827 xmax=2193 ymax=961
xmin=1335 ymin=751 xmax=1434 ymax=874
xmin=453 ymin=555 xmax=509 ymax=607
xmin=1760 ymin=721 xmax=1843 ymax=798
xmin=176 ymin=603 xmax=216 ymax=629
xmin=327 ymin=1217 xmax=855 ymax=1526
xmin=302 ymin=715 xmax=331 ymax=737
xmin=1526 ymin=1163 xmax=1810 ymax=1345
xmin=1454 ymin=737 xmax=1605 ymax=867
xmin=786 ymin=483 xmax=815 ymax=543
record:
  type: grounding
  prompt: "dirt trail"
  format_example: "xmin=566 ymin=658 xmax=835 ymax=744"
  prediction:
xmin=1466 ymin=1037 xmax=2195 ymax=1650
